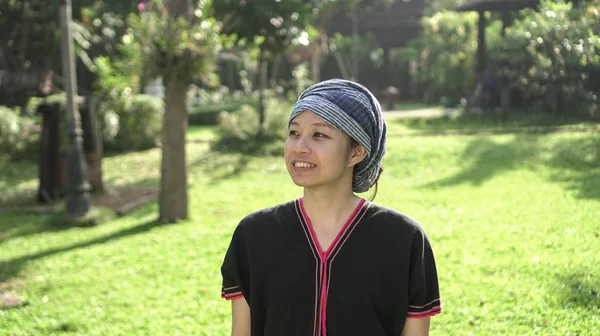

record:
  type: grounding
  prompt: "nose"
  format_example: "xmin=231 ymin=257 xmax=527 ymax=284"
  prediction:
xmin=292 ymin=134 xmax=311 ymax=154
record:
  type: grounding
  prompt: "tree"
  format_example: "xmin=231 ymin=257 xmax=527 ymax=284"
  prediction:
xmin=0 ymin=0 xmax=136 ymax=73
xmin=319 ymin=0 xmax=395 ymax=81
xmin=213 ymin=0 xmax=321 ymax=134
xmin=402 ymin=11 xmax=489 ymax=103
xmin=131 ymin=0 xmax=221 ymax=222
xmin=424 ymin=0 xmax=468 ymax=15
xmin=495 ymin=0 xmax=600 ymax=115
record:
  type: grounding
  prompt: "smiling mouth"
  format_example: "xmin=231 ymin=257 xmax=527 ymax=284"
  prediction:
xmin=293 ymin=161 xmax=316 ymax=168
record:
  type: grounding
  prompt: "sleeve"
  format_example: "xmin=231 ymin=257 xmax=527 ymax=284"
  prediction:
xmin=220 ymin=224 xmax=250 ymax=301
xmin=406 ymin=228 xmax=442 ymax=318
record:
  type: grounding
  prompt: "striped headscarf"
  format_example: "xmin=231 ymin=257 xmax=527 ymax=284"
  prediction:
xmin=289 ymin=79 xmax=387 ymax=193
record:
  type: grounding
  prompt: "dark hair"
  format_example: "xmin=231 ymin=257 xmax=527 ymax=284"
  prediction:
xmin=369 ymin=166 xmax=384 ymax=201
xmin=349 ymin=138 xmax=383 ymax=201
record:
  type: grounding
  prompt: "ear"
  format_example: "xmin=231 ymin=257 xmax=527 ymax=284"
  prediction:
xmin=348 ymin=144 xmax=368 ymax=168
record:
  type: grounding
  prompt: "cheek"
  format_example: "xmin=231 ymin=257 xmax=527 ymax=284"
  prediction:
xmin=283 ymin=139 xmax=293 ymax=157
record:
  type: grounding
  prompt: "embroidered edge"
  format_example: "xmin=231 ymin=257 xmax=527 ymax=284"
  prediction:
xmin=407 ymin=298 xmax=442 ymax=318
xmin=406 ymin=306 xmax=442 ymax=318
xmin=221 ymin=285 xmax=243 ymax=300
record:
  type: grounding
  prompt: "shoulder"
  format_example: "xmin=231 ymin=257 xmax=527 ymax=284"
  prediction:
xmin=236 ymin=199 xmax=297 ymax=231
xmin=365 ymin=202 xmax=428 ymax=237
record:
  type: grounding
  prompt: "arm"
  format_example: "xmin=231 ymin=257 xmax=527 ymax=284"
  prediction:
xmin=401 ymin=317 xmax=430 ymax=336
xmin=231 ymin=297 xmax=251 ymax=336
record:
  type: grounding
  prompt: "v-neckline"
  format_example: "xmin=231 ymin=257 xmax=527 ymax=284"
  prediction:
xmin=298 ymin=197 xmax=367 ymax=257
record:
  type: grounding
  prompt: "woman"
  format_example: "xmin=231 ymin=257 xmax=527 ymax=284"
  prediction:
xmin=221 ymin=79 xmax=442 ymax=336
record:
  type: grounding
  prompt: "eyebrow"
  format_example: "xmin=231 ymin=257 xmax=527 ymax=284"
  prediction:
xmin=289 ymin=121 xmax=335 ymax=129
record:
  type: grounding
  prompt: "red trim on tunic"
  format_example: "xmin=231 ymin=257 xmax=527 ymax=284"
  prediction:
xmin=295 ymin=201 xmax=321 ymax=336
xmin=298 ymin=197 xmax=367 ymax=336
xmin=222 ymin=292 xmax=244 ymax=300
xmin=407 ymin=306 xmax=442 ymax=318
xmin=408 ymin=298 xmax=440 ymax=309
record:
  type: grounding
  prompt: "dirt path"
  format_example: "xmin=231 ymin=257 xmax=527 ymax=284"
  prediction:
xmin=383 ymin=107 xmax=463 ymax=119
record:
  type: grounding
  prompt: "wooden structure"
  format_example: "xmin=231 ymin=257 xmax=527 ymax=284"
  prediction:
xmin=323 ymin=0 xmax=426 ymax=94
xmin=0 ymin=70 xmax=58 ymax=107
xmin=37 ymin=96 xmax=103 ymax=203
xmin=325 ymin=0 xmax=426 ymax=49
xmin=455 ymin=0 xmax=539 ymax=72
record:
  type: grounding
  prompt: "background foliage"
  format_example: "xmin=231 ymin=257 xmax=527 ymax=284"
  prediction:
xmin=403 ymin=11 xmax=501 ymax=104
xmin=491 ymin=0 xmax=600 ymax=115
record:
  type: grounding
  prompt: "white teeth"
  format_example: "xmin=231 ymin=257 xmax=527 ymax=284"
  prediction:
xmin=294 ymin=162 xmax=315 ymax=168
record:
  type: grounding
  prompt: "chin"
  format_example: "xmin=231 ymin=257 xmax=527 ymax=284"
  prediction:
xmin=289 ymin=173 xmax=321 ymax=188
xmin=290 ymin=177 xmax=313 ymax=188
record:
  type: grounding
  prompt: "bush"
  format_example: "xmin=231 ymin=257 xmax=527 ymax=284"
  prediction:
xmin=492 ymin=0 xmax=600 ymax=116
xmin=0 ymin=106 xmax=40 ymax=160
xmin=189 ymin=102 xmax=243 ymax=125
xmin=213 ymin=99 xmax=290 ymax=155
xmin=187 ymin=85 xmax=256 ymax=125
xmin=31 ymin=92 xmax=162 ymax=153
xmin=100 ymin=93 xmax=164 ymax=151
xmin=404 ymin=11 xmax=503 ymax=103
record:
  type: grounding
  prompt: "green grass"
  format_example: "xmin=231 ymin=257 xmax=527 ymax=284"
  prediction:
xmin=391 ymin=109 xmax=600 ymax=135
xmin=187 ymin=125 xmax=218 ymax=143
xmin=1 ymin=121 xmax=599 ymax=335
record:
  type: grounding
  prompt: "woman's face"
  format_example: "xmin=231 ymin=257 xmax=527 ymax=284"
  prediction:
xmin=284 ymin=111 xmax=365 ymax=191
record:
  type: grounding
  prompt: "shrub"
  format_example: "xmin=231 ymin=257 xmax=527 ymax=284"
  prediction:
xmin=213 ymin=99 xmax=290 ymax=155
xmin=404 ymin=11 xmax=503 ymax=103
xmin=0 ymin=106 xmax=40 ymax=160
xmin=34 ymin=92 xmax=162 ymax=153
xmin=492 ymin=0 xmax=600 ymax=116
xmin=189 ymin=102 xmax=243 ymax=125
xmin=187 ymin=85 xmax=256 ymax=126
xmin=100 ymin=93 xmax=164 ymax=151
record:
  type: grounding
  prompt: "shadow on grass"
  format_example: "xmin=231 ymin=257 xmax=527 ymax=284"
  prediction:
xmin=544 ymin=135 xmax=600 ymax=201
xmin=552 ymin=271 xmax=600 ymax=309
xmin=423 ymin=135 xmax=541 ymax=187
xmin=187 ymin=136 xmax=283 ymax=184
xmin=189 ymin=149 xmax=250 ymax=184
xmin=394 ymin=110 xmax=598 ymax=132
xmin=211 ymin=136 xmax=284 ymax=157
xmin=423 ymin=134 xmax=600 ymax=201
xmin=0 ymin=217 xmax=164 ymax=283
xmin=0 ymin=213 xmax=69 ymax=246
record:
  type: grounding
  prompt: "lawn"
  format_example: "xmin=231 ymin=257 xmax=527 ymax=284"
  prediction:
xmin=1 ymin=117 xmax=599 ymax=335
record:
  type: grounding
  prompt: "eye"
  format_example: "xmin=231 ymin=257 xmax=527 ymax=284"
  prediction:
xmin=313 ymin=132 xmax=329 ymax=138
xmin=288 ymin=130 xmax=299 ymax=137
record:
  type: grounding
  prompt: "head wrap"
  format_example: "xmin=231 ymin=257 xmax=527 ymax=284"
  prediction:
xmin=288 ymin=78 xmax=387 ymax=193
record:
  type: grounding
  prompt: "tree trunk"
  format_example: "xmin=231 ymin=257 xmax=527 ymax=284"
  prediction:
xmin=160 ymin=73 xmax=189 ymax=222
xmin=476 ymin=10 xmax=487 ymax=72
xmin=81 ymin=96 xmax=104 ymax=193
xmin=311 ymin=32 xmax=323 ymax=83
xmin=333 ymin=51 xmax=351 ymax=80
xmin=350 ymin=10 xmax=359 ymax=81
xmin=159 ymin=0 xmax=190 ymax=222
xmin=270 ymin=55 xmax=282 ymax=88
xmin=257 ymin=48 xmax=268 ymax=137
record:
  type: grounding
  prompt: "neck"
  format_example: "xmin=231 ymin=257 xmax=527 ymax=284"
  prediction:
xmin=302 ymin=186 xmax=362 ymax=231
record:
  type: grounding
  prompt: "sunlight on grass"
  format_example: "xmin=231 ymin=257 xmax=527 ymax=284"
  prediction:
xmin=1 ymin=123 xmax=599 ymax=335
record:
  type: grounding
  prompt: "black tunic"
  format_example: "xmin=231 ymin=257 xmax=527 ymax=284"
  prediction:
xmin=221 ymin=198 xmax=442 ymax=336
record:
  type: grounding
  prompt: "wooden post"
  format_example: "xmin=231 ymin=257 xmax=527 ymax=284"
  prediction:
xmin=501 ymin=10 xmax=510 ymax=37
xmin=81 ymin=96 xmax=104 ymax=192
xmin=477 ymin=10 xmax=487 ymax=72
